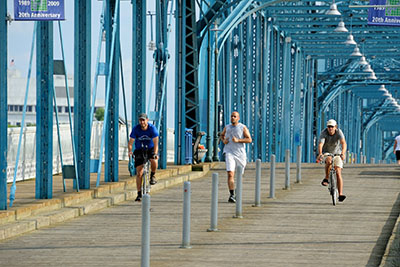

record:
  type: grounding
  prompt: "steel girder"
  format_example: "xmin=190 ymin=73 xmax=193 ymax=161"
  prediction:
xmin=175 ymin=0 xmax=199 ymax=165
xmin=104 ymin=0 xmax=120 ymax=182
xmin=154 ymin=0 xmax=169 ymax=169
xmin=132 ymin=0 xmax=146 ymax=121
xmin=36 ymin=22 xmax=54 ymax=199
xmin=74 ymin=0 xmax=91 ymax=189
xmin=0 ymin=1 xmax=7 ymax=209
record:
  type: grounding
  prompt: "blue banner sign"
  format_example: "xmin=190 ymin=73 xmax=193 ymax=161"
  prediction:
xmin=14 ymin=0 xmax=65 ymax=21
xmin=368 ymin=0 xmax=400 ymax=26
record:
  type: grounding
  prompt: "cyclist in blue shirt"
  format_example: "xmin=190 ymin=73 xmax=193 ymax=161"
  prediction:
xmin=128 ymin=113 xmax=159 ymax=202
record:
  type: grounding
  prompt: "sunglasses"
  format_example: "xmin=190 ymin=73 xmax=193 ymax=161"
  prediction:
xmin=327 ymin=125 xmax=335 ymax=128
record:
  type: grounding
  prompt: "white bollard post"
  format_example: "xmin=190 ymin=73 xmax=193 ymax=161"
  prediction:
xmin=207 ymin=173 xmax=219 ymax=232
xmin=141 ymin=194 xmax=150 ymax=267
xmin=233 ymin=166 xmax=243 ymax=218
xmin=253 ymin=159 xmax=261 ymax=207
xmin=284 ymin=149 xmax=290 ymax=190
xmin=296 ymin=146 xmax=302 ymax=183
xmin=180 ymin=182 xmax=191 ymax=248
xmin=269 ymin=155 xmax=276 ymax=198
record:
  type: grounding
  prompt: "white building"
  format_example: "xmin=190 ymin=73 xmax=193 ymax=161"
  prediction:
xmin=7 ymin=68 xmax=105 ymax=126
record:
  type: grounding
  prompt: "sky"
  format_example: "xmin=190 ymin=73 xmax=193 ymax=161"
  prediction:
xmin=6 ymin=0 xmax=176 ymax=128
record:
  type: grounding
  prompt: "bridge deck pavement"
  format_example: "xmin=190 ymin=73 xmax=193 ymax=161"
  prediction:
xmin=0 ymin=163 xmax=399 ymax=266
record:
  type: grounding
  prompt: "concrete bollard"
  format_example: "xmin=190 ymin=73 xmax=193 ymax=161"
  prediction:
xmin=233 ymin=166 xmax=243 ymax=218
xmin=141 ymin=194 xmax=150 ymax=267
xmin=284 ymin=149 xmax=290 ymax=190
xmin=371 ymin=157 xmax=375 ymax=164
xmin=180 ymin=182 xmax=191 ymax=248
xmin=207 ymin=173 xmax=219 ymax=232
xmin=346 ymin=151 xmax=350 ymax=164
xmin=253 ymin=159 xmax=261 ymax=207
xmin=296 ymin=146 xmax=302 ymax=183
xmin=269 ymin=155 xmax=276 ymax=198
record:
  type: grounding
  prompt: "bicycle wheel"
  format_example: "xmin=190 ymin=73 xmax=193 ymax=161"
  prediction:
xmin=142 ymin=162 xmax=151 ymax=195
xmin=330 ymin=171 xmax=338 ymax=206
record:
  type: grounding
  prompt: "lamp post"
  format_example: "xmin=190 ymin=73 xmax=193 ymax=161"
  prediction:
xmin=211 ymin=21 xmax=222 ymax=162
xmin=205 ymin=30 xmax=213 ymax=162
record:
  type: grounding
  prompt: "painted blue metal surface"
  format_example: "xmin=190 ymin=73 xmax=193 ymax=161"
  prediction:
xmin=132 ymin=0 xmax=146 ymax=121
xmin=74 ymin=0 xmax=91 ymax=189
xmin=105 ymin=0 xmax=120 ymax=183
xmin=154 ymin=0 xmax=169 ymax=169
xmin=36 ymin=21 xmax=54 ymax=199
xmin=0 ymin=0 xmax=7 ymax=210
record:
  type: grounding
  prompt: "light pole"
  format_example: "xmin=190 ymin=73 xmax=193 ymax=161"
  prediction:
xmin=205 ymin=30 xmax=213 ymax=162
xmin=211 ymin=21 xmax=222 ymax=162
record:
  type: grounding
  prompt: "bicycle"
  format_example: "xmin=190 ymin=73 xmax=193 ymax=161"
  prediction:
xmin=320 ymin=153 xmax=339 ymax=206
xmin=128 ymin=145 xmax=151 ymax=195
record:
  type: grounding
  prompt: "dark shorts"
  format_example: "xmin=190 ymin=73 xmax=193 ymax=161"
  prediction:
xmin=396 ymin=151 xmax=400 ymax=161
xmin=134 ymin=148 xmax=155 ymax=167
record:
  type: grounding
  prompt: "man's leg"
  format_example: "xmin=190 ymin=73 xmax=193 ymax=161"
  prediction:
xmin=335 ymin=167 xmax=343 ymax=195
xmin=135 ymin=165 xmax=144 ymax=201
xmin=322 ymin=156 xmax=332 ymax=186
xmin=227 ymin=171 xmax=235 ymax=191
xmin=149 ymin=158 xmax=158 ymax=185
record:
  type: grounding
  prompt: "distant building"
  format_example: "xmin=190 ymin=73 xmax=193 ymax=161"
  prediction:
xmin=7 ymin=69 xmax=105 ymax=126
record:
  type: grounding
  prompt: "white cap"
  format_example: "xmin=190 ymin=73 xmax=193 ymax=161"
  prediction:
xmin=327 ymin=119 xmax=337 ymax=127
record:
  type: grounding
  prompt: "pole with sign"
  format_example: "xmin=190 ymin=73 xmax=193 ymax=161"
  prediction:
xmin=14 ymin=0 xmax=65 ymax=21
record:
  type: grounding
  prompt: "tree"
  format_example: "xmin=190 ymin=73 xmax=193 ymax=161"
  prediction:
xmin=95 ymin=107 xmax=105 ymax=121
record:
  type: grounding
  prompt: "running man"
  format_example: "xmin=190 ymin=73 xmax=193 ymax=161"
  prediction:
xmin=128 ymin=113 xmax=159 ymax=202
xmin=394 ymin=134 xmax=400 ymax=165
xmin=220 ymin=111 xmax=252 ymax=203
xmin=317 ymin=119 xmax=347 ymax=202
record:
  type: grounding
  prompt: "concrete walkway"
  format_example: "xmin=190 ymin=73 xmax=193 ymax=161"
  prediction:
xmin=0 ymin=163 xmax=399 ymax=266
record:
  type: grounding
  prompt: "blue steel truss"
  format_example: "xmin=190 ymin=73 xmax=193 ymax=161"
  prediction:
xmin=36 ymin=21 xmax=54 ymax=199
xmin=0 ymin=1 xmax=7 ymax=209
xmin=74 ymin=0 xmax=91 ymax=189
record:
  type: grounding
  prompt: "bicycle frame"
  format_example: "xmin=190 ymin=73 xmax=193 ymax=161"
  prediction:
xmin=141 ymin=146 xmax=151 ymax=195
xmin=321 ymin=153 xmax=339 ymax=206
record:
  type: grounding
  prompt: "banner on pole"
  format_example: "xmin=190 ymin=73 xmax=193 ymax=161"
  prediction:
xmin=368 ymin=0 xmax=400 ymax=26
xmin=14 ymin=0 xmax=65 ymax=21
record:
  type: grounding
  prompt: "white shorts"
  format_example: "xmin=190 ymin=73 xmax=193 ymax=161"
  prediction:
xmin=323 ymin=153 xmax=344 ymax=169
xmin=225 ymin=153 xmax=246 ymax=174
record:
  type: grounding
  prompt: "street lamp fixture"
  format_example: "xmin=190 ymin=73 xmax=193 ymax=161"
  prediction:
xmin=334 ymin=21 xmax=348 ymax=32
xmin=326 ymin=1 xmax=341 ymax=16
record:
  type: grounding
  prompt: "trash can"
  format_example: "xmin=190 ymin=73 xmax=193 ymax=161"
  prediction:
xmin=185 ymin=128 xmax=193 ymax=164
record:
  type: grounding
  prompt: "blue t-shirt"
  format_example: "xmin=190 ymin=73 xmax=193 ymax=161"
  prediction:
xmin=130 ymin=123 xmax=159 ymax=150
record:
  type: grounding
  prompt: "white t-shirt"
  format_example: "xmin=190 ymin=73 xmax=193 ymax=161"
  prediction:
xmin=395 ymin=135 xmax=400 ymax=151
xmin=223 ymin=123 xmax=247 ymax=159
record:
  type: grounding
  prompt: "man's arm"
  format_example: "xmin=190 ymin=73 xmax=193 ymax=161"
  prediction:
xmin=220 ymin=127 xmax=228 ymax=144
xmin=152 ymin=136 xmax=159 ymax=159
xmin=128 ymin=138 xmax=135 ymax=156
xmin=317 ymin=141 xmax=324 ymax=159
xmin=233 ymin=126 xmax=252 ymax=143
xmin=394 ymin=140 xmax=397 ymax=154
xmin=340 ymin=137 xmax=347 ymax=161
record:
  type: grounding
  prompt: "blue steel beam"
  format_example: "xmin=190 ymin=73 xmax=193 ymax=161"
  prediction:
xmin=155 ymin=0 xmax=168 ymax=169
xmin=104 ymin=0 xmax=120 ymax=182
xmin=74 ymin=0 xmax=91 ymax=189
xmin=175 ymin=0 xmax=200 ymax=164
xmin=0 ymin=1 xmax=7 ymax=210
xmin=132 ymin=0 xmax=146 ymax=120
xmin=36 ymin=22 xmax=53 ymax=199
